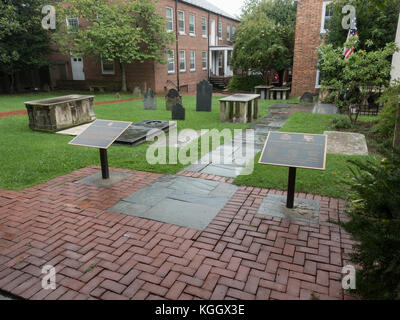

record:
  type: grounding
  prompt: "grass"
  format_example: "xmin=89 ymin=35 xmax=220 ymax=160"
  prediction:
xmin=0 ymin=95 xmax=280 ymax=190
xmin=0 ymin=90 xmax=136 ymax=113
xmin=234 ymin=112 xmax=376 ymax=199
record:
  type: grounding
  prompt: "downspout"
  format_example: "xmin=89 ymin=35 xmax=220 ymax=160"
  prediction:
xmin=175 ymin=0 xmax=180 ymax=91
xmin=207 ymin=11 xmax=210 ymax=81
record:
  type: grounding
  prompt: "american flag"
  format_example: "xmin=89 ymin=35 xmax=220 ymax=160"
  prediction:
xmin=344 ymin=18 xmax=358 ymax=60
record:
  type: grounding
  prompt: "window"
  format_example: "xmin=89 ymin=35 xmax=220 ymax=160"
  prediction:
xmin=218 ymin=52 xmax=223 ymax=68
xmin=227 ymin=24 xmax=231 ymax=41
xmin=168 ymin=50 xmax=175 ymax=74
xmin=202 ymin=51 xmax=207 ymax=70
xmin=232 ymin=26 xmax=236 ymax=40
xmin=218 ymin=22 xmax=222 ymax=40
xmin=101 ymin=56 xmax=115 ymax=75
xmin=201 ymin=17 xmax=207 ymax=38
xmin=66 ymin=17 xmax=79 ymax=33
xmin=321 ymin=1 xmax=333 ymax=33
xmin=179 ymin=50 xmax=186 ymax=72
xmin=166 ymin=7 xmax=173 ymax=32
xmin=227 ymin=51 xmax=232 ymax=66
xmin=190 ymin=50 xmax=196 ymax=71
xmin=178 ymin=11 xmax=185 ymax=34
xmin=189 ymin=14 xmax=195 ymax=36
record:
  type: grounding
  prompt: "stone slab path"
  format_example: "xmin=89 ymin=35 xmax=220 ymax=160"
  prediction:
xmin=0 ymin=166 xmax=355 ymax=300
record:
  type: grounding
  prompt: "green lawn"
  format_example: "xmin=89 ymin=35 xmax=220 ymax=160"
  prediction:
xmin=234 ymin=112 xmax=376 ymax=199
xmin=0 ymin=95 xmax=280 ymax=190
xmin=0 ymin=91 xmax=136 ymax=113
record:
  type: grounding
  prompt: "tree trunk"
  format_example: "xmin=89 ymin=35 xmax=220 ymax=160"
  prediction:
xmin=394 ymin=102 xmax=400 ymax=149
xmin=120 ymin=62 xmax=127 ymax=92
xmin=9 ymin=73 xmax=15 ymax=94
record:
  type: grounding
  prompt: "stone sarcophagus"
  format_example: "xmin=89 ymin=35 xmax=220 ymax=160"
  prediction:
xmin=25 ymin=95 xmax=96 ymax=132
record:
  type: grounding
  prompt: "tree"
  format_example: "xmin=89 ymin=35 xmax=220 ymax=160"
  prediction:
xmin=0 ymin=0 xmax=50 ymax=93
xmin=318 ymin=41 xmax=397 ymax=123
xmin=231 ymin=0 xmax=297 ymax=84
xmin=326 ymin=0 xmax=400 ymax=52
xmin=54 ymin=0 xmax=174 ymax=92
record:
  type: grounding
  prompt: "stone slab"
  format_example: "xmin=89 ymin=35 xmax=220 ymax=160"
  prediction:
xmin=77 ymin=171 xmax=133 ymax=187
xmin=108 ymin=175 xmax=238 ymax=230
xmin=312 ymin=104 xmax=338 ymax=114
xmin=324 ymin=131 xmax=368 ymax=155
xmin=257 ymin=194 xmax=320 ymax=224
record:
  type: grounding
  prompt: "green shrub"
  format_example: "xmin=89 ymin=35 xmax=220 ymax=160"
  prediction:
xmin=373 ymin=81 xmax=400 ymax=142
xmin=227 ymin=75 xmax=265 ymax=92
xmin=332 ymin=116 xmax=352 ymax=129
xmin=338 ymin=149 xmax=400 ymax=300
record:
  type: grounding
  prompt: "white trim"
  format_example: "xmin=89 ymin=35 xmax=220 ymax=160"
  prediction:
xmin=66 ymin=17 xmax=79 ymax=33
xmin=166 ymin=7 xmax=174 ymax=33
xmin=190 ymin=50 xmax=196 ymax=71
xmin=218 ymin=22 xmax=223 ymax=40
xmin=178 ymin=10 xmax=185 ymax=35
xmin=179 ymin=50 xmax=186 ymax=72
xmin=101 ymin=56 xmax=115 ymax=75
xmin=201 ymin=17 xmax=207 ymax=38
xmin=320 ymin=1 xmax=333 ymax=34
xmin=202 ymin=51 xmax=207 ymax=70
xmin=315 ymin=69 xmax=321 ymax=88
xmin=227 ymin=24 xmax=231 ymax=41
xmin=168 ymin=50 xmax=175 ymax=74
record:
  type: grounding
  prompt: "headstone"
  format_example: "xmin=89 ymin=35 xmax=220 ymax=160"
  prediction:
xmin=196 ymin=80 xmax=212 ymax=112
xmin=115 ymin=92 xmax=120 ymax=100
xmin=165 ymin=88 xmax=182 ymax=111
xmin=300 ymin=92 xmax=314 ymax=103
xmin=172 ymin=102 xmax=185 ymax=120
xmin=143 ymin=88 xmax=157 ymax=110
xmin=133 ymin=87 xmax=142 ymax=98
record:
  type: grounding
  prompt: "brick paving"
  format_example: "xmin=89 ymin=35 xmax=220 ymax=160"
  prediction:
xmin=0 ymin=166 xmax=355 ymax=300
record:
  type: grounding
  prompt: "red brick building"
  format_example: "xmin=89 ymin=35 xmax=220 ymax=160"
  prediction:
xmin=291 ymin=0 xmax=332 ymax=97
xmin=49 ymin=0 xmax=240 ymax=93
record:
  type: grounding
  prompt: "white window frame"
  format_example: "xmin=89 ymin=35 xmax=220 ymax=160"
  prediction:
xmin=178 ymin=10 xmax=185 ymax=35
xmin=168 ymin=50 xmax=175 ymax=74
xmin=227 ymin=24 xmax=231 ymax=41
xmin=189 ymin=50 xmax=196 ymax=71
xmin=101 ymin=56 xmax=115 ymax=75
xmin=189 ymin=13 xmax=196 ymax=36
xmin=66 ymin=17 xmax=79 ymax=33
xmin=320 ymin=1 xmax=333 ymax=34
xmin=179 ymin=50 xmax=186 ymax=72
xmin=202 ymin=51 xmax=207 ymax=70
xmin=201 ymin=17 xmax=207 ymax=38
xmin=218 ymin=22 xmax=222 ymax=40
xmin=166 ymin=7 xmax=174 ymax=33
xmin=232 ymin=26 xmax=236 ymax=39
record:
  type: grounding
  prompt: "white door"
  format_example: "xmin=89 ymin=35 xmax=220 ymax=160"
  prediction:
xmin=71 ymin=55 xmax=85 ymax=80
xmin=210 ymin=20 xmax=216 ymax=46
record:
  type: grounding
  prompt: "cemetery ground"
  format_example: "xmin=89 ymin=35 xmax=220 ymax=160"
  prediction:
xmin=0 ymin=91 xmax=373 ymax=300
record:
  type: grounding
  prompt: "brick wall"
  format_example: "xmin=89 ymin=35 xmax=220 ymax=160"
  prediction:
xmin=291 ymin=0 xmax=325 ymax=97
xmin=48 ymin=0 xmax=239 ymax=94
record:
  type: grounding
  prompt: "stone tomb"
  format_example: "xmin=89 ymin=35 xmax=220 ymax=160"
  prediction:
xmin=172 ymin=102 xmax=185 ymax=120
xmin=143 ymin=88 xmax=157 ymax=110
xmin=165 ymin=88 xmax=182 ymax=111
xmin=116 ymin=120 xmax=175 ymax=146
xmin=196 ymin=80 xmax=212 ymax=112
xmin=300 ymin=92 xmax=314 ymax=103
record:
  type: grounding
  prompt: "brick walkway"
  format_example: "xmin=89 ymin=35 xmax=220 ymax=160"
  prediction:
xmin=0 ymin=167 xmax=354 ymax=300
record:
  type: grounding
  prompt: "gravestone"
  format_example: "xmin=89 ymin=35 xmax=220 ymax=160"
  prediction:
xmin=133 ymin=87 xmax=142 ymax=98
xmin=115 ymin=92 xmax=120 ymax=100
xmin=172 ymin=102 xmax=185 ymax=120
xmin=165 ymin=88 xmax=182 ymax=111
xmin=196 ymin=80 xmax=212 ymax=112
xmin=143 ymin=88 xmax=157 ymax=110
xmin=300 ymin=92 xmax=314 ymax=103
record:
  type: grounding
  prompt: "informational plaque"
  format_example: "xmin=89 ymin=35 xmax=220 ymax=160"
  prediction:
xmin=69 ymin=120 xmax=132 ymax=149
xmin=259 ymin=132 xmax=327 ymax=170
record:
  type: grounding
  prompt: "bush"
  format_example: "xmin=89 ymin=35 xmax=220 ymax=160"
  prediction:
xmin=338 ymin=149 xmax=400 ymax=300
xmin=227 ymin=75 xmax=265 ymax=92
xmin=332 ymin=116 xmax=352 ymax=129
xmin=373 ymin=81 xmax=400 ymax=142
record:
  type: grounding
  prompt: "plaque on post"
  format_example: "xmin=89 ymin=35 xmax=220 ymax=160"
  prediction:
xmin=259 ymin=132 xmax=327 ymax=208
xmin=69 ymin=120 xmax=132 ymax=180
xmin=196 ymin=80 xmax=212 ymax=112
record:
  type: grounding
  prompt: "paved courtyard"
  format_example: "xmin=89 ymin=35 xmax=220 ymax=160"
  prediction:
xmin=0 ymin=166 xmax=355 ymax=300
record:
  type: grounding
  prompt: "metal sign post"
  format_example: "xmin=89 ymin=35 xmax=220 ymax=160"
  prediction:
xmin=259 ymin=132 xmax=327 ymax=209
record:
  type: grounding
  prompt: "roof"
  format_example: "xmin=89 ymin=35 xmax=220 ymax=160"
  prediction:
xmin=180 ymin=0 xmax=240 ymax=22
